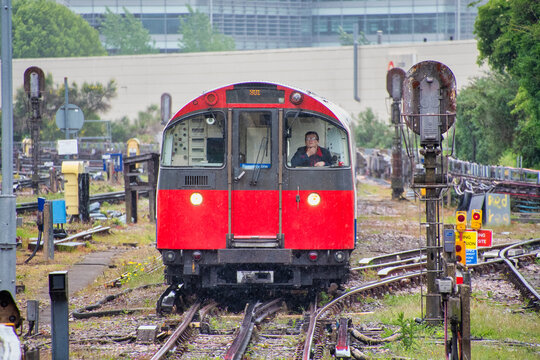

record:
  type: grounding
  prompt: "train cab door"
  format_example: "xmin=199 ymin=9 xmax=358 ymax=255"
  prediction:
xmin=227 ymin=109 xmax=281 ymax=248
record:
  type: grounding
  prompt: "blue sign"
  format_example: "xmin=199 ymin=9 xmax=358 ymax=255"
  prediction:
xmin=466 ymin=249 xmax=477 ymax=265
xmin=102 ymin=153 xmax=123 ymax=172
xmin=37 ymin=197 xmax=46 ymax=212
xmin=51 ymin=200 xmax=67 ymax=224
xmin=240 ymin=163 xmax=271 ymax=169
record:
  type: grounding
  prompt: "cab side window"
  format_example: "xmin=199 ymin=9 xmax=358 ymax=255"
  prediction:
xmin=285 ymin=112 xmax=350 ymax=167
xmin=162 ymin=112 xmax=225 ymax=167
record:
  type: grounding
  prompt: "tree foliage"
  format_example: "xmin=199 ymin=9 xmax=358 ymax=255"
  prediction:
xmin=354 ymin=108 xmax=392 ymax=149
xmin=178 ymin=5 xmax=235 ymax=53
xmin=11 ymin=0 xmax=106 ymax=58
xmin=337 ymin=26 xmax=369 ymax=46
xmin=474 ymin=0 xmax=540 ymax=167
xmin=13 ymin=74 xmax=117 ymax=141
xmin=111 ymin=104 xmax=161 ymax=143
xmin=455 ymin=72 xmax=519 ymax=165
xmin=100 ymin=7 xmax=158 ymax=55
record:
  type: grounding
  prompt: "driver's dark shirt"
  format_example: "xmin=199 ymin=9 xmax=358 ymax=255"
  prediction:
xmin=291 ymin=146 xmax=332 ymax=167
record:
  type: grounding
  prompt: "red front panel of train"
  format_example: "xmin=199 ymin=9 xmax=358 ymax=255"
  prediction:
xmin=232 ymin=191 xmax=279 ymax=236
xmin=282 ymin=190 xmax=355 ymax=249
xmin=157 ymin=188 xmax=354 ymax=250
xmin=157 ymin=189 xmax=228 ymax=249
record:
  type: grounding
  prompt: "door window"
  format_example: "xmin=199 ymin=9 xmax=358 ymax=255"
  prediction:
xmin=238 ymin=111 xmax=272 ymax=169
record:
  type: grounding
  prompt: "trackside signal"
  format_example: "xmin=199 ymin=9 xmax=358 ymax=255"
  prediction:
xmin=455 ymin=238 xmax=466 ymax=266
xmin=455 ymin=211 xmax=467 ymax=233
xmin=471 ymin=209 xmax=482 ymax=230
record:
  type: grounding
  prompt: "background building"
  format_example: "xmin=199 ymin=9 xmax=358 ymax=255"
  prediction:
xmin=13 ymin=40 xmax=487 ymax=123
xmin=56 ymin=0 xmax=485 ymax=52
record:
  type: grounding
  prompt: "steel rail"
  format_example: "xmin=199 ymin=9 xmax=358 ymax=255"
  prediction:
xmin=150 ymin=300 xmax=202 ymax=360
xmin=499 ymin=239 xmax=540 ymax=309
xmin=224 ymin=299 xmax=282 ymax=360
xmin=304 ymin=242 xmax=540 ymax=357
xmin=301 ymin=302 xmax=318 ymax=360
xmin=304 ymin=272 xmax=424 ymax=358
xmin=16 ymin=190 xmax=149 ymax=213
xmin=353 ymin=242 xmax=518 ymax=271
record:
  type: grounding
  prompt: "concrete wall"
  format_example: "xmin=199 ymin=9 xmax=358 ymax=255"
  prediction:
xmin=13 ymin=40 xmax=487 ymax=123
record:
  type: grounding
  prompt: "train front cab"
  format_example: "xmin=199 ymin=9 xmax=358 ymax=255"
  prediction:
xmin=158 ymin=85 xmax=356 ymax=290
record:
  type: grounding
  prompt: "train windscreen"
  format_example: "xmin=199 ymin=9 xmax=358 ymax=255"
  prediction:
xmin=285 ymin=111 xmax=350 ymax=167
xmin=161 ymin=111 xmax=225 ymax=167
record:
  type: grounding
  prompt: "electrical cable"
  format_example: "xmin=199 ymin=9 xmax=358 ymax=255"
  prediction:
xmin=24 ymin=230 xmax=42 ymax=264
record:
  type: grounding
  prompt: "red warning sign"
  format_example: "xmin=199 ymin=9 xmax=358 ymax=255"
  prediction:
xmin=477 ymin=229 xmax=492 ymax=248
xmin=387 ymin=61 xmax=394 ymax=70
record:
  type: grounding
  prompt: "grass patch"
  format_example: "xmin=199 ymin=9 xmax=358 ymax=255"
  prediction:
xmin=352 ymin=293 xmax=540 ymax=359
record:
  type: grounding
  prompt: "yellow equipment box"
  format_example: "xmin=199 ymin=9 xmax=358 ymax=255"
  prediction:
xmin=61 ymin=161 xmax=86 ymax=216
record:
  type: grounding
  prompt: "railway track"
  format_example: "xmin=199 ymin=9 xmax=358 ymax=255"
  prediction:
xmin=297 ymin=239 xmax=540 ymax=358
xmin=151 ymin=298 xmax=284 ymax=359
xmin=499 ymin=239 xmax=540 ymax=309
xmin=15 ymin=190 xmax=144 ymax=213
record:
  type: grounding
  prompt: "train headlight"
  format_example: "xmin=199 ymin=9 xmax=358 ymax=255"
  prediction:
xmin=163 ymin=251 xmax=176 ymax=262
xmin=308 ymin=251 xmax=318 ymax=262
xmin=192 ymin=251 xmax=202 ymax=262
xmin=190 ymin=192 xmax=203 ymax=206
xmin=307 ymin=193 xmax=321 ymax=206
xmin=334 ymin=251 xmax=345 ymax=263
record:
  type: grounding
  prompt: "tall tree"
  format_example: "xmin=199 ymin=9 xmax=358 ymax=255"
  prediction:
xmin=100 ymin=7 xmax=158 ymax=55
xmin=11 ymin=0 xmax=106 ymax=58
xmin=178 ymin=5 xmax=235 ymax=53
xmin=455 ymin=72 xmax=519 ymax=165
xmin=475 ymin=0 xmax=540 ymax=167
xmin=13 ymin=74 xmax=117 ymax=141
xmin=354 ymin=108 xmax=392 ymax=149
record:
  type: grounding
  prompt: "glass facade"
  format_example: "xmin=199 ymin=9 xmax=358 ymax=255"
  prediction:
xmin=57 ymin=0 xmax=484 ymax=52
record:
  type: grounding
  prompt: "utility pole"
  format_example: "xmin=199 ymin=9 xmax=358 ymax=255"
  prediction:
xmin=0 ymin=0 xmax=17 ymax=305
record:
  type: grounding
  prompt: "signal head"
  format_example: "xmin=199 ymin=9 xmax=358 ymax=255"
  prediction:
xmin=471 ymin=209 xmax=482 ymax=230
xmin=455 ymin=211 xmax=467 ymax=233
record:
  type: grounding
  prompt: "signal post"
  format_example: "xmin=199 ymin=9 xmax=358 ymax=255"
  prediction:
xmin=402 ymin=61 xmax=457 ymax=324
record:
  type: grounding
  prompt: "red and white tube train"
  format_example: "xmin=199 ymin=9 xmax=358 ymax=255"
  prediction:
xmin=157 ymin=81 xmax=356 ymax=291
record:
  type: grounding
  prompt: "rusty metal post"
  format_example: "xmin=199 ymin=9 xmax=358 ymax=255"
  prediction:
xmin=423 ymin=147 xmax=441 ymax=323
xmin=124 ymin=160 xmax=137 ymax=224
xmin=460 ymin=283 xmax=471 ymax=360
xmin=42 ymin=202 xmax=54 ymax=261
xmin=386 ymin=68 xmax=406 ymax=200
xmin=24 ymin=67 xmax=45 ymax=195
xmin=49 ymin=167 xmax=57 ymax=193
xmin=402 ymin=61 xmax=457 ymax=324
xmin=391 ymin=100 xmax=404 ymax=199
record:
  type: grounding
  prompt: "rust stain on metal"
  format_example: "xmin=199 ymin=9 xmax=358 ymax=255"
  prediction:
xmin=402 ymin=60 xmax=457 ymax=135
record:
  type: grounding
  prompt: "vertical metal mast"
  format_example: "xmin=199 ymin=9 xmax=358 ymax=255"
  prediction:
xmin=0 ymin=0 xmax=17 ymax=299
xmin=386 ymin=68 xmax=406 ymax=200
xmin=402 ymin=61 xmax=456 ymax=323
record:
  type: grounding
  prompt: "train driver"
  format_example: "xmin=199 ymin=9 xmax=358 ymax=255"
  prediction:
xmin=291 ymin=131 xmax=333 ymax=167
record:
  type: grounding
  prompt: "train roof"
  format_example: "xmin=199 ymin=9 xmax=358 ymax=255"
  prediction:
xmin=169 ymin=81 xmax=354 ymax=132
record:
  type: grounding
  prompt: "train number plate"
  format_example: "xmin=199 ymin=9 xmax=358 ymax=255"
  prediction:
xmin=236 ymin=271 xmax=274 ymax=284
